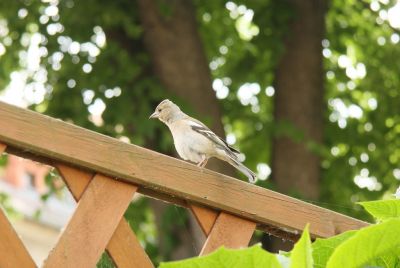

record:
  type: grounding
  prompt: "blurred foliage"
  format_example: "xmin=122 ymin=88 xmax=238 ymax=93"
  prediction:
xmin=97 ymin=252 xmax=115 ymax=268
xmin=0 ymin=0 xmax=400 ymax=264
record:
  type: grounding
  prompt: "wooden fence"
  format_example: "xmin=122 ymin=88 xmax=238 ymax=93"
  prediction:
xmin=0 ymin=102 xmax=368 ymax=267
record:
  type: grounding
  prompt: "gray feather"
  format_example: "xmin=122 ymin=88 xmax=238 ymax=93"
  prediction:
xmin=190 ymin=122 xmax=239 ymax=159
xmin=228 ymin=157 xmax=257 ymax=184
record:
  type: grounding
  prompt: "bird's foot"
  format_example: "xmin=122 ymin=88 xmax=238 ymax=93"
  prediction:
xmin=197 ymin=158 xmax=208 ymax=168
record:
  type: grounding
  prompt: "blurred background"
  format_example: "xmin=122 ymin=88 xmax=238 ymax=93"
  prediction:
xmin=0 ymin=0 xmax=400 ymax=266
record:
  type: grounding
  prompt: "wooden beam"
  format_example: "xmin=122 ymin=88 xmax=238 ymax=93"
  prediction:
xmin=0 ymin=102 xmax=368 ymax=238
xmin=0 ymin=143 xmax=36 ymax=268
xmin=43 ymin=174 xmax=137 ymax=267
xmin=56 ymin=164 xmax=153 ymax=268
xmin=200 ymin=212 xmax=256 ymax=255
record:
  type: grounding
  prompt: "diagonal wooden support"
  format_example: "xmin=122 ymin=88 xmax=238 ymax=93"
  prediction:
xmin=43 ymin=172 xmax=137 ymax=267
xmin=200 ymin=212 xmax=256 ymax=256
xmin=0 ymin=143 xmax=36 ymax=268
xmin=189 ymin=200 xmax=256 ymax=256
xmin=189 ymin=203 xmax=218 ymax=236
xmin=55 ymin=164 xmax=153 ymax=268
xmin=0 ymin=209 xmax=37 ymax=268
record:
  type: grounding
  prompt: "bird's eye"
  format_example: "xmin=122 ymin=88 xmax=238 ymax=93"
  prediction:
xmin=158 ymin=108 xmax=162 ymax=112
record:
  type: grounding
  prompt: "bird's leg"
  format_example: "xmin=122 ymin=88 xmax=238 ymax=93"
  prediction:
xmin=197 ymin=156 xmax=208 ymax=168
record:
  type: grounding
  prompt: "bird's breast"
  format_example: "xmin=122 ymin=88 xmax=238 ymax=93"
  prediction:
xmin=170 ymin=124 xmax=213 ymax=163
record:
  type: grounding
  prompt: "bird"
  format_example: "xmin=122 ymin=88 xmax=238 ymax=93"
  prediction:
xmin=149 ymin=99 xmax=257 ymax=183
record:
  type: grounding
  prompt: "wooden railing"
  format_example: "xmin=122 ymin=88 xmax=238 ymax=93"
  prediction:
xmin=0 ymin=101 xmax=368 ymax=267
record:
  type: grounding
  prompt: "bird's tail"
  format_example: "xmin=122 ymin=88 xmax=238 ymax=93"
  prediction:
xmin=228 ymin=157 xmax=257 ymax=184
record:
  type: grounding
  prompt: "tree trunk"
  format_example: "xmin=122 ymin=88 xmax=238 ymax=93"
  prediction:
xmin=272 ymin=0 xmax=327 ymax=200
xmin=137 ymin=0 xmax=234 ymax=175
xmin=266 ymin=0 xmax=327 ymax=253
xmin=137 ymin=0 xmax=234 ymax=260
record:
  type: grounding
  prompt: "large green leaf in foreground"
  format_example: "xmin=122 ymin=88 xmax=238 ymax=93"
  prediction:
xmin=290 ymin=225 xmax=312 ymax=268
xmin=326 ymin=219 xmax=400 ymax=268
xmin=159 ymin=245 xmax=281 ymax=268
xmin=359 ymin=200 xmax=400 ymax=221
xmin=312 ymin=230 xmax=356 ymax=268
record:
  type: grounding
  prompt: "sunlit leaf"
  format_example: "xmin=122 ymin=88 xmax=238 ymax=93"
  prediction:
xmin=327 ymin=219 xmax=400 ymax=268
xmin=312 ymin=230 xmax=356 ymax=268
xmin=159 ymin=245 xmax=281 ymax=268
xmin=290 ymin=225 xmax=313 ymax=268
xmin=359 ymin=200 xmax=400 ymax=221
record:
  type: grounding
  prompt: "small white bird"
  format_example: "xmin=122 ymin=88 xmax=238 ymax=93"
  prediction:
xmin=150 ymin=99 xmax=257 ymax=183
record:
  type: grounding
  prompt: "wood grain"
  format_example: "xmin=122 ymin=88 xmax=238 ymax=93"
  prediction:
xmin=0 ymin=209 xmax=37 ymax=268
xmin=189 ymin=203 xmax=218 ymax=235
xmin=55 ymin=164 xmax=153 ymax=268
xmin=43 ymin=173 xmax=137 ymax=268
xmin=200 ymin=212 xmax=256 ymax=255
xmin=0 ymin=143 xmax=36 ymax=268
xmin=0 ymin=102 xmax=368 ymax=238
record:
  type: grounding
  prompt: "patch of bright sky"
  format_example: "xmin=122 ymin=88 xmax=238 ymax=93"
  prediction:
xmin=212 ymin=78 xmax=230 ymax=99
xmin=387 ymin=0 xmax=400 ymax=28
xmin=225 ymin=2 xmax=259 ymax=41
xmin=371 ymin=0 xmax=400 ymax=43
xmin=257 ymin=163 xmax=271 ymax=181
xmin=354 ymin=168 xmax=382 ymax=191
xmin=337 ymin=55 xmax=367 ymax=80
xmin=0 ymin=0 xmax=107 ymax=125
xmin=0 ymin=30 xmax=49 ymax=107
xmin=393 ymin=168 xmax=400 ymax=180
xmin=326 ymin=0 xmax=400 ymax=130
xmin=236 ymin=82 xmax=261 ymax=113
xmin=328 ymin=98 xmax=363 ymax=128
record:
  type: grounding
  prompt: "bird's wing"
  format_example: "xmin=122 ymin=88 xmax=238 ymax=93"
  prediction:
xmin=185 ymin=117 xmax=240 ymax=157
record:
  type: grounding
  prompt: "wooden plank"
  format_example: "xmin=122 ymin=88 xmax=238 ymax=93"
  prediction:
xmin=0 ymin=209 xmax=37 ymax=268
xmin=2 ymin=148 xmax=302 ymax=241
xmin=107 ymin=220 xmax=153 ymax=268
xmin=4 ymin=146 xmax=188 ymax=209
xmin=55 ymin=163 xmax=94 ymax=199
xmin=43 ymin=174 xmax=137 ymax=268
xmin=200 ymin=212 xmax=256 ymax=256
xmin=0 ymin=102 xmax=368 ymax=238
xmin=55 ymin=164 xmax=153 ymax=268
xmin=0 ymin=143 xmax=36 ymax=268
xmin=189 ymin=203 xmax=219 ymax=235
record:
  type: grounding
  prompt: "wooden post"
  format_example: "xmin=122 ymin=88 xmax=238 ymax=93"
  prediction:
xmin=200 ymin=212 xmax=256 ymax=256
xmin=189 ymin=202 xmax=256 ymax=256
xmin=189 ymin=203 xmax=218 ymax=235
xmin=0 ymin=143 xmax=36 ymax=268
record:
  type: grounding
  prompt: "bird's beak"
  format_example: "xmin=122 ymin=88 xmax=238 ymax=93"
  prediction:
xmin=149 ymin=111 xmax=159 ymax=119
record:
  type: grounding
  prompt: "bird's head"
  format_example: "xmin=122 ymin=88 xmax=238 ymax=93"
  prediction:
xmin=149 ymin=99 xmax=182 ymax=124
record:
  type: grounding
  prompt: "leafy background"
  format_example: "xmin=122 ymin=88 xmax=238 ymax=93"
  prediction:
xmin=0 ymin=0 xmax=400 ymax=265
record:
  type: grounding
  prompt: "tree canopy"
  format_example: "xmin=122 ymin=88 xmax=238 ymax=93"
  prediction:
xmin=1 ymin=0 xmax=400 ymax=264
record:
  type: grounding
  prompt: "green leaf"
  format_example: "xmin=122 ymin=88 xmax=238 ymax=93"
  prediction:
xmin=358 ymin=200 xmax=400 ymax=221
xmin=312 ymin=230 xmax=356 ymax=268
xmin=290 ymin=225 xmax=313 ymax=268
xmin=327 ymin=219 xmax=400 ymax=268
xmin=159 ymin=244 xmax=281 ymax=268
xmin=368 ymin=251 xmax=400 ymax=268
